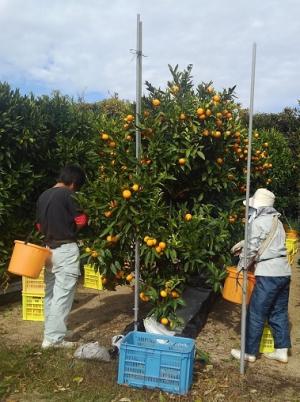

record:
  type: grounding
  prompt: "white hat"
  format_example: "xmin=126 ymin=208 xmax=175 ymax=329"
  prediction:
xmin=243 ymin=188 xmax=275 ymax=208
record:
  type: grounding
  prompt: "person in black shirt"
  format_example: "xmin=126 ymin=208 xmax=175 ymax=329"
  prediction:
xmin=36 ymin=165 xmax=87 ymax=349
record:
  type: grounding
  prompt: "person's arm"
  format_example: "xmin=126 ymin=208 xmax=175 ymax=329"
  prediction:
xmin=238 ymin=220 xmax=267 ymax=268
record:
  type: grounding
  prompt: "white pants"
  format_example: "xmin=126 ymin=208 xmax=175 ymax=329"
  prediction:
xmin=44 ymin=243 xmax=80 ymax=343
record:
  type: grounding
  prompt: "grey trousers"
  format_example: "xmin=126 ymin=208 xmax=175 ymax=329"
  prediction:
xmin=44 ymin=243 xmax=80 ymax=343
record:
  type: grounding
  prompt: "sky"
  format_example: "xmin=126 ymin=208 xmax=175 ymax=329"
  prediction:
xmin=0 ymin=0 xmax=299 ymax=112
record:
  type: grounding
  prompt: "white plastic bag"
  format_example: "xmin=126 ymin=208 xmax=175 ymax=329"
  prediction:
xmin=74 ymin=342 xmax=111 ymax=362
xmin=144 ymin=317 xmax=175 ymax=337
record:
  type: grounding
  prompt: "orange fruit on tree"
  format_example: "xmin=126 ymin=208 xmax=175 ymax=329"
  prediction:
xmin=91 ymin=251 xmax=98 ymax=258
xmin=132 ymin=183 xmax=139 ymax=192
xmin=126 ymin=114 xmax=134 ymax=122
xmin=101 ymin=133 xmax=109 ymax=140
xmin=159 ymin=241 xmax=166 ymax=250
xmin=213 ymin=131 xmax=222 ymax=138
xmin=152 ymin=98 xmax=160 ymax=107
xmin=185 ymin=213 xmax=192 ymax=221
xmin=109 ymin=141 xmax=116 ymax=148
xmin=85 ymin=247 xmax=91 ymax=253
xmin=104 ymin=210 xmax=112 ymax=218
xmin=254 ymin=132 xmax=259 ymax=138
xmin=198 ymin=114 xmax=206 ymax=120
xmin=155 ymin=246 xmax=162 ymax=253
xmin=216 ymin=158 xmax=224 ymax=165
xmin=178 ymin=158 xmax=186 ymax=166
xmin=216 ymin=112 xmax=223 ymax=118
xmin=171 ymin=291 xmax=179 ymax=298
xmin=202 ymin=129 xmax=209 ymax=137
xmin=106 ymin=235 xmax=113 ymax=242
xmin=263 ymin=142 xmax=269 ymax=148
xmin=143 ymin=110 xmax=150 ymax=117
xmin=205 ymin=109 xmax=212 ymax=117
xmin=146 ymin=239 xmax=154 ymax=246
xmin=160 ymin=317 xmax=169 ymax=325
xmin=196 ymin=107 xmax=205 ymax=115
xmin=179 ymin=113 xmax=186 ymax=120
xmin=213 ymin=94 xmax=221 ymax=102
xmin=122 ymin=189 xmax=132 ymax=199
xmin=126 ymin=273 xmax=134 ymax=282
xmin=112 ymin=235 xmax=119 ymax=243
xmin=126 ymin=135 xmax=132 ymax=141
xmin=160 ymin=290 xmax=168 ymax=298
xmin=144 ymin=236 xmax=150 ymax=243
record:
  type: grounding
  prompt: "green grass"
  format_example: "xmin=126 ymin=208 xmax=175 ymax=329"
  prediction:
xmin=1 ymin=343 xmax=300 ymax=402
xmin=0 ymin=344 xmax=193 ymax=402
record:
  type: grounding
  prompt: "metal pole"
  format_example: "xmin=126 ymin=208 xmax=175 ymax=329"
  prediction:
xmin=134 ymin=14 xmax=142 ymax=331
xmin=240 ymin=43 xmax=256 ymax=374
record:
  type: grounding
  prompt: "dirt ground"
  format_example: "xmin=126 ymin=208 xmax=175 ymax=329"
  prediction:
xmin=1 ymin=251 xmax=299 ymax=401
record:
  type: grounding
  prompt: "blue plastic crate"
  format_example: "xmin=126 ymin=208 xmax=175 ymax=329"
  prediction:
xmin=118 ymin=331 xmax=195 ymax=395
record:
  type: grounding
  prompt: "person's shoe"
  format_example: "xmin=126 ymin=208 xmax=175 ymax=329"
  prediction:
xmin=231 ymin=348 xmax=256 ymax=362
xmin=42 ymin=339 xmax=77 ymax=349
xmin=263 ymin=348 xmax=288 ymax=363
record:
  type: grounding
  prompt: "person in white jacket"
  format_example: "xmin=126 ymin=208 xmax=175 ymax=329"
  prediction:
xmin=230 ymin=188 xmax=291 ymax=363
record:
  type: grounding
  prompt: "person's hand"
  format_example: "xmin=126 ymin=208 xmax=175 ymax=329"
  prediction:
xmin=230 ymin=240 xmax=244 ymax=255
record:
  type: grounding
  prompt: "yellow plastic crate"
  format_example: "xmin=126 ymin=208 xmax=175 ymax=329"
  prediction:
xmin=22 ymin=292 xmax=44 ymax=321
xmin=22 ymin=268 xmax=45 ymax=295
xmin=259 ymin=325 xmax=274 ymax=353
xmin=83 ymin=264 xmax=103 ymax=290
xmin=285 ymin=238 xmax=298 ymax=255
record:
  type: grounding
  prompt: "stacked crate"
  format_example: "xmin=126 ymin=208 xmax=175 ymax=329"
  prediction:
xmin=286 ymin=237 xmax=298 ymax=265
xmin=22 ymin=268 xmax=45 ymax=321
xmin=83 ymin=264 xmax=103 ymax=290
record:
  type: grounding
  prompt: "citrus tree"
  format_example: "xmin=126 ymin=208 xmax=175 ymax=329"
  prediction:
xmin=78 ymin=65 xmax=258 ymax=328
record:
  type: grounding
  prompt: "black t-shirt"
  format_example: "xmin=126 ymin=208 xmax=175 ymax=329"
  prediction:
xmin=36 ymin=187 xmax=82 ymax=247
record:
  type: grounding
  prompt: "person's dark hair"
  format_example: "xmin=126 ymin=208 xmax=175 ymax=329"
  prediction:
xmin=57 ymin=165 xmax=86 ymax=190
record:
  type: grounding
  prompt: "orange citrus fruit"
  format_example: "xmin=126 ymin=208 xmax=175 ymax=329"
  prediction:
xmin=132 ymin=183 xmax=139 ymax=192
xmin=178 ymin=158 xmax=186 ymax=166
xmin=160 ymin=317 xmax=169 ymax=325
xmin=152 ymin=99 xmax=160 ymax=107
xmin=101 ymin=133 xmax=109 ymax=140
xmin=160 ymin=290 xmax=168 ymax=298
xmin=126 ymin=114 xmax=134 ymax=122
xmin=122 ymin=189 xmax=132 ymax=199
xmin=196 ymin=107 xmax=205 ymax=115
xmin=185 ymin=213 xmax=192 ymax=221
xmin=159 ymin=242 xmax=166 ymax=250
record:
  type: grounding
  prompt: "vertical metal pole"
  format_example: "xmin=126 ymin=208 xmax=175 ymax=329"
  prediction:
xmin=240 ymin=43 xmax=256 ymax=374
xmin=134 ymin=14 xmax=142 ymax=331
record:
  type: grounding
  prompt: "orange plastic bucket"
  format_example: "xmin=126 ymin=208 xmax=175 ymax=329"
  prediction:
xmin=7 ymin=240 xmax=51 ymax=279
xmin=286 ymin=230 xmax=298 ymax=239
xmin=222 ymin=266 xmax=256 ymax=304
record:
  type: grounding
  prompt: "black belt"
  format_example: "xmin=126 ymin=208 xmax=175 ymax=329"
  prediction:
xmin=46 ymin=240 xmax=76 ymax=249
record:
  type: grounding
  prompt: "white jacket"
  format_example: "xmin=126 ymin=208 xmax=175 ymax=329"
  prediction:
xmin=238 ymin=207 xmax=291 ymax=277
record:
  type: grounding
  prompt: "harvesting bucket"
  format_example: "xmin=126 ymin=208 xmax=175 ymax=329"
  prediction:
xmin=222 ymin=266 xmax=256 ymax=305
xmin=286 ymin=229 xmax=298 ymax=239
xmin=8 ymin=240 xmax=51 ymax=279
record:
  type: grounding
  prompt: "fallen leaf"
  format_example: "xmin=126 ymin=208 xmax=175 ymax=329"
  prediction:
xmin=73 ymin=376 xmax=84 ymax=385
